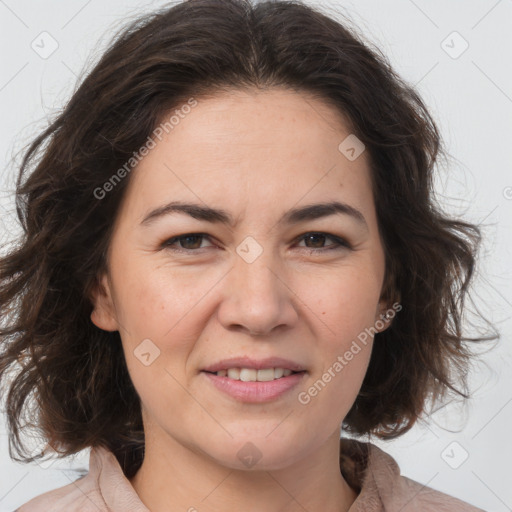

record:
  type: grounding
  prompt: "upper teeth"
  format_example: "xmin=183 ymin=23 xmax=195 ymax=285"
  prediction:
xmin=215 ymin=368 xmax=295 ymax=381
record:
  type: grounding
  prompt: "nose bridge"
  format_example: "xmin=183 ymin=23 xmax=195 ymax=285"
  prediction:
xmin=236 ymin=245 xmax=278 ymax=298
xmin=218 ymin=237 xmax=296 ymax=335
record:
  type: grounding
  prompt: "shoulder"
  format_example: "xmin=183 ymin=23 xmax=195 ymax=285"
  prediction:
xmin=14 ymin=445 xmax=148 ymax=512
xmin=341 ymin=439 xmax=486 ymax=511
xmin=14 ymin=446 xmax=118 ymax=512
xmin=388 ymin=473 xmax=486 ymax=511
xmin=14 ymin=472 xmax=106 ymax=512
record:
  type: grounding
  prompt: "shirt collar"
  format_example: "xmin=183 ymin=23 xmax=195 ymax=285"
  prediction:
xmin=89 ymin=437 xmax=399 ymax=511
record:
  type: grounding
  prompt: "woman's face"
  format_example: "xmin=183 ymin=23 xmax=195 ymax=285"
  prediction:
xmin=91 ymin=88 xmax=390 ymax=470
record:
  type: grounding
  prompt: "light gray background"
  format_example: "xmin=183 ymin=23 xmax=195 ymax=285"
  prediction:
xmin=0 ymin=0 xmax=511 ymax=510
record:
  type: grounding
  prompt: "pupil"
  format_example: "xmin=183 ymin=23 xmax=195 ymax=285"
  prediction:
xmin=182 ymin=235 xmax=202 ymax=249
xmin=306 ymin=234 xmax=325 ymax=248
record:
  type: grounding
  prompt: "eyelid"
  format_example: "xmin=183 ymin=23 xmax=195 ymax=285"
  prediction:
xmin=292 ymin=232 xmax=352 ymax=250
xmin=160 ymin=233 xmax=216 ymax=251
xmin=160 ymin=231 xmax=352 ymax=253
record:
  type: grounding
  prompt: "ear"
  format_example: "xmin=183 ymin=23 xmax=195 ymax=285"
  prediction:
xmin=375 ymin=300 xmax=393 ymax=333
xmin=374 ymin=291 xmax=402 ymax=333
xmin=89 ymin=272 xmax=119 ymax=332
xmin=374 ymin=268 xmax=401 ymax=333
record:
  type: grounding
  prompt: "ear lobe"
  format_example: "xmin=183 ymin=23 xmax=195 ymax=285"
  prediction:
xmin=375 ymin=298 xmax=397 ymax=333
xmin=89 ymin=272 xmax=118 ymax=332
xmin=376 ymin=270 xmax=401 ymax=332
xmin=375 ymin=307 xmax=392 ymax=332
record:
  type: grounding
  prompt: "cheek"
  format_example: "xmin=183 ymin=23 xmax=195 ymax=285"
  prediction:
xmin=111 ymin=260 xmax=192 ymax=335
xmin=301 ymin=270 xmax=380 ymax=401
xmin=113 ymin=268 xmax=200 ymax=404
xmin=307 ymin=270 xmax=382 ymax=341
xmin=112 ymin=262 xmax=216 ymax=381
xmin=297 ymin=339 xmax=372 ymax=437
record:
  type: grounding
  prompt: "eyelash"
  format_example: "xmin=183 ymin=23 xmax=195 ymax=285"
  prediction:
xmin=160 ymin=232 xmax=352 ymax=254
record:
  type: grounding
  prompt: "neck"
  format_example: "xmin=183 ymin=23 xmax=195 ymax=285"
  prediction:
xmin=129 ymin=429 xmax=359 ymax=512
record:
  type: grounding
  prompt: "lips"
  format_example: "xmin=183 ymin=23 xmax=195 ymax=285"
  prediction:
xmin=201 ymin=356 xmax=306 ymax=373
xmin=202 ymin=369 xmax=306 ymax=402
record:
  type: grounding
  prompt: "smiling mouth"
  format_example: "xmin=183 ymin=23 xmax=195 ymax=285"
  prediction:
xmin=202 ymin=368 xmax=305 ymax=382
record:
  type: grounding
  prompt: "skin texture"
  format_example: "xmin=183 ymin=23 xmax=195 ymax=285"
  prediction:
xmin=90 ymin=87 xmax=392 ymax=512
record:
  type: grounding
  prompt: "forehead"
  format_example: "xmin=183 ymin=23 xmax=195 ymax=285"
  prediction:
xmin=122 ymin=88 xmax=374 ymax=220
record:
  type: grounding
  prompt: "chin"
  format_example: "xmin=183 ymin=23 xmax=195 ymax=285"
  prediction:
xmin=201 ymin=433 xmax=311 ymax=471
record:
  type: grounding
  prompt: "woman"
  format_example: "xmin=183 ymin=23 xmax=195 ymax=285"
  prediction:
xmin=0 ymin=0 xmax=495 ymax=510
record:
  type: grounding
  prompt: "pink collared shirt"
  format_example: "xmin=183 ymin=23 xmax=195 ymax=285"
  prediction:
xmin=15 ymin=438 xmax=485 ymax=511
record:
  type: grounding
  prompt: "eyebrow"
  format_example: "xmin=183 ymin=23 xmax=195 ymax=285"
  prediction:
xmin=140 ymin=200 xmax=368 ymax=230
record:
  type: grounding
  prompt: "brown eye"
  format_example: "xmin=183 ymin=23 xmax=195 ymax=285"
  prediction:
xmin=161 ymin=233 xmax=214 ymax=252
xmin=303 ymin=233 xmax=329 ymax=248
xmin=177 ymin=235 xmax=205 ymax=250
xmin=297 ymin=232 xmax=351 ymax=251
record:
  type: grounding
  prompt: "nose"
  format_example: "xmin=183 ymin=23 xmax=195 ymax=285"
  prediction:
xmin=216 ymin=248 xmax=299 ymax=337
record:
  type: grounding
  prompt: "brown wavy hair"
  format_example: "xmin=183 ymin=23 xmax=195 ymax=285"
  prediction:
xmin=0 ymin=0 xmax=497 ymax=478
